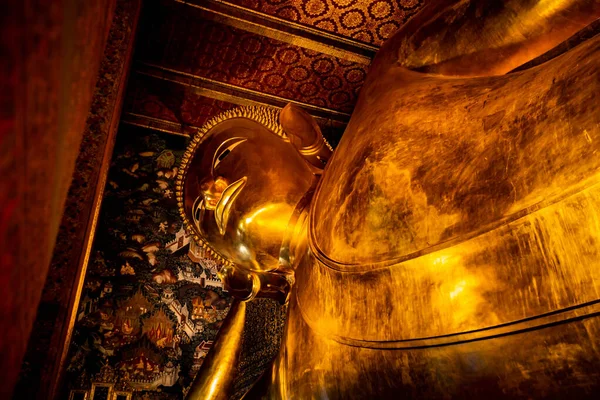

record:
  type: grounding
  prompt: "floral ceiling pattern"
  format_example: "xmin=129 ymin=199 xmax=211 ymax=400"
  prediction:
xmin=137 ymin=14 xmax=367 ymax=113
xmin=227 ymin=0 xmax=424 ymax=45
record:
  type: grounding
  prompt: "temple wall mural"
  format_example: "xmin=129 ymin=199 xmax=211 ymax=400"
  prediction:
xmin=64 ymin=127 xmax=232 ymax=399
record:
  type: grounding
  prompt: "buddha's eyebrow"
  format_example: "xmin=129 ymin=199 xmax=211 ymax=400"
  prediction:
xmin=212 ymin=137 xmax=247 ymax=174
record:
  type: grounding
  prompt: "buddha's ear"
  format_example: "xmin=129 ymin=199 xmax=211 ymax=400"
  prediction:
xmin=279 ymin=103 xmax=322 ymax=149
xmin=279 ymin=103 xmax=332 ymax=170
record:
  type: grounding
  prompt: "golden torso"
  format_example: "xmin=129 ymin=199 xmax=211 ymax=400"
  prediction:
xmin=253 ymin=33 xmax=600 ymax=400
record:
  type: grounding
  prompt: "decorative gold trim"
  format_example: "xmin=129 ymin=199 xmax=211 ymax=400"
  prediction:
xmin=123 ymin=109 xmax=342 ymax=152
xmin=176 ymin=106 xmax=285 ymax=266
xmin=68 ymin=390 xmax=89 ymax=400
xmin=112 ymin=391 xmax=132 ymax=400
xmin=171 ymin=0 xmax=376 ymax=65
xmin=135 ymin=63 xmax=351 ymax=122
xmin=89 ymin=383 xmax=114 ymax=400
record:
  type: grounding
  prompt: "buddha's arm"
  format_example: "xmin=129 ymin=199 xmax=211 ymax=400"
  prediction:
xmin=186 ymin=300 xmax=246 ymax=400
xmin=377 ymin=0 xmax=600 ymax=77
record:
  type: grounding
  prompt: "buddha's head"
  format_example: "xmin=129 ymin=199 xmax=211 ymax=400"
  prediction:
xmin=177 ymin=106 xmax=327 ymax=301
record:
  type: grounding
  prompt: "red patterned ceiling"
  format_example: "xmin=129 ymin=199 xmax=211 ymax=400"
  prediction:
xmin=125 ymin=0 xmax=432 ymax=134
xmin=136 ymin=13 xmax=367 ymax=113
xmin=226 ymin=0 xmax=424 ymax=45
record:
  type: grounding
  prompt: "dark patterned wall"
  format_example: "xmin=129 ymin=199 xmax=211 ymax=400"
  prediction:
xmin=63 ymin=127 xmax=232 ymax=399
xmin=227 ymin=0 xmax=424 ymax=45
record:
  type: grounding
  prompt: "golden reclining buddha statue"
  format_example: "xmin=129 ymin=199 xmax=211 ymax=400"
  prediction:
xmin=176 ymin=0 xmax=600 ymax=398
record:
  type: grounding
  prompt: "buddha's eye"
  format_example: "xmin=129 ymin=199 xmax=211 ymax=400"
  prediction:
xmin=218 ymin=149 xmax=231 ymax=162
xmin=212 ymin=137 xmax=247 ymax=173
xmin=192 ymin=197 xmax=205 ymax=231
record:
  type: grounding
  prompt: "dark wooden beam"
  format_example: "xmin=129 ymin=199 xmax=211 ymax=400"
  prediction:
xmin=170 ymin=0 xmax=376 ymax=65
xmin=135 ymin=62 xmax=352 ymax=122
xmin=121 ymin=112 xmax=196 ymax=137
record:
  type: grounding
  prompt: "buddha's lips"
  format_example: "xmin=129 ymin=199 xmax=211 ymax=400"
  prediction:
xmin=215 ymin=176 xmax=247 ymax=235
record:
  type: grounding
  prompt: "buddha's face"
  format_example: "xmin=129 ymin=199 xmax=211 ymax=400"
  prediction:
xmin=183 ymin=118 xmax=315 ymax=273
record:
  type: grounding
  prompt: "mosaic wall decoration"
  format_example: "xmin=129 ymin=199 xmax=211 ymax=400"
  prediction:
xmin=136 ymin=10 xmax=367 ymax=113
xmin=64 ymin=126 xmax=232 ymax=399
xmin=227 ymin=0 xmax=425 ymax=46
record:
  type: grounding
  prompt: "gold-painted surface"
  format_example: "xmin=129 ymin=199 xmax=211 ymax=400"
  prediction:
xmin=177 ymin=107 xmax=315 ymax=271
xmin=384 ymin=0 xmax=600 ymax=77
xmin=279 ymin=104 xmax=333 ymax=171
xmin=301 ymin=178 xmax=600 ymax=343
xmin=177 ymin=107 xmax=325 ymax=302
xmin=252 ymin=292 xmax=600 ymax=399
xmin=177 ymin=0 xmax=600 ymax=398
xmin=187 ymin=300 xmax=247 ymax=400
xmin=313 ymin=34 xmax=600 ymax=268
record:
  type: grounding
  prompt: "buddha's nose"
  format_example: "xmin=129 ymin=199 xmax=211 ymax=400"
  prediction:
xmin=200 ymin=176 xmax=229 ymax=210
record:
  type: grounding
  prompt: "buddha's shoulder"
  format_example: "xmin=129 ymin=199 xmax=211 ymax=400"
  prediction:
xmin=309 ymin=136 xmax=463 ymax=268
